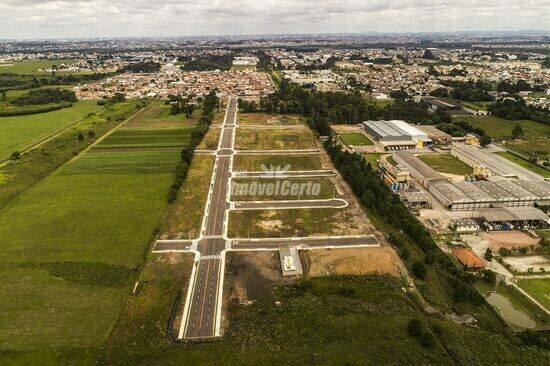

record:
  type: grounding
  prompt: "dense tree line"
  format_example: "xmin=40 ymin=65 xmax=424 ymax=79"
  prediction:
xmin=179 ymin=54 xmax=233 ymax=71
xmin=118 ymin=61 xmax=161 ymax=74
xmin=166 ymin=94 xmax=195 ymax=116
xmin=168 ymin=91 xmax=219 ymax=203
xmin=238 ymin=99 xmax=259 ymax=112
xmin=441 ymin=80 xmax=494 ymax=102
xmin=489 ymin=98 xmax=550 ymax=125
xmin=12 ymin=87 xmax=77 ymax=106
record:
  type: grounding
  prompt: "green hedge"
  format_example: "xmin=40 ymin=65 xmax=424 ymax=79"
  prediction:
xmin=0 ymin=102 xmax=73 ymax=117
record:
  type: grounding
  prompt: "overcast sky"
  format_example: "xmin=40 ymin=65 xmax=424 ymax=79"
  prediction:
xmin=1 ymin=0 xmax=549 ymax=39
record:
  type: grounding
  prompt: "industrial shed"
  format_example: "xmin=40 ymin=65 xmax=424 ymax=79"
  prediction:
xmin=362 ymin=120 xmax=431 ymax=150
xmin=479 ymin=207 xmax=549 ymax=230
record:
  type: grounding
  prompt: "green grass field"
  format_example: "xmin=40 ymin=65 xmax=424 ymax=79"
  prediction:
xmin=122 ymin=101 xmax=199 ymax=129
xmin=339 ymin=132 xmax=374 ymax=146
xmin=0 ymin=59 xmax=88 ymax=75
xmin=231 ymin=177 xmax=338 ymax=201
xmin=238 ymin=113 xmax=303 ymax=126
xmin=417 ymin=153 xmax=473 ymax=175
xmin=233 ymin=154 xmax=324 ymax=171
xmin=496 ymin=152 xmax=550 ymax=178
xmin=236 ymin=128 xmax=317 ymax=150
xmin=505 ymin=138 xmax=550 ymax=158
xmin=362 ymin=153 xmax=385 ymax=170
xmin=454 ymin=116 xmax=550 ymax=139
xmin=0 ymin=100 xmax=100 ymax=159
xmin=0 ymin=148 xmax=180 ymax=349
xmin=517 ymin=279 xmax=550 ymax=311
xmin=95 ymin=128 xmax=193 ymax=149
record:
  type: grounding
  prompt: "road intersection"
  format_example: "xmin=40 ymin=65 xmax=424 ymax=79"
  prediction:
xmin=152 ymin=96 xmax=380 ymax=340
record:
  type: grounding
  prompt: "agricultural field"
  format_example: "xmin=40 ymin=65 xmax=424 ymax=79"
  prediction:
xmin=0 ymin=100 xmax=141 ymax=207
xmin=417 ymin=153 xmax=473 ymax=175
xmin=233 ymin=153 xmax=324 ymax=171
xmin=0 ymin=59 xmax=86 ymax=75
xmin=235 ymin=127 xmax=317 ymax=150
xmin=454 ymin=116 xmax=550 ymax=139
xmin=517 ymin=279 xmax=550 ymax=311
xmin=496 ymin=152 xmax=550 ymax=178
xmin=0 ymin=100 xmax=100 ymax=159
xmin=0 ymin=100 xmax=193 ymax=351
xmin=339 ymin=132 xmax=374 ymax=146
xmin=238 ymin=113 xmax=303 ymax=126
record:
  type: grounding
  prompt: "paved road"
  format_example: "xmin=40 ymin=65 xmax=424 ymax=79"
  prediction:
xmin=180 ymin=97 xmax=237 ymax=340
xmin=233 ymin=198 xmax=348 ymax=210
xmin=232 ymin=235 xmax=379 ymax=250
xmin=232 ymin=170 xmax=335 ymax=178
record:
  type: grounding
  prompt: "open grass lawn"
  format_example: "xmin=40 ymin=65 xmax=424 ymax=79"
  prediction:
xmin=0 ymin=100 xmax=141 ymax=208
xmin=236 ymin=128 xmax=317 ymax=150
xmin=363 ymin=153 xmax=385 ymax=170
xmin=417 ymin=153 xmax=473 ymax=175
xmin=90 ymin=268 xmax=549 ymax=365
xmin=233 ymin=153 xmax=324 ymax=171
xmin=95 ymin=128 xmax=193 ymax=149
xmin=161 ymin=155 xmax=215 ymax=239
xmin=238 ymin=113 xmax=303 ymax=126
xmin=0 ymin=146 xmax=180 ymax=350
xmin=462 ymin=101 xmax=492 ymax=111
xmin=0 ymin=59 xmax=88 ymax=75
xmin=0 ymin=100 xmax=100 ymax=159
xmin=454 ymin=116 xmax=550 ymax=139
xmin=496 ymin=152 xmax=550 ymax=178
xmin=517 ymin=278 xmax=550 ymax=311
xmin=231 ymin=177 xmax=338 ymax=201
xmin=339 ymin=132 xmax=374 ymax=146
xmin=228 ymin=207 xmax=364 ymax=238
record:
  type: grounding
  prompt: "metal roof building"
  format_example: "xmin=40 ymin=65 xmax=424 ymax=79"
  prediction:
xmin=362 ymin=120 xmax=432 ymax=150
xmin=393 ymin=151 xmax=446 ymax=188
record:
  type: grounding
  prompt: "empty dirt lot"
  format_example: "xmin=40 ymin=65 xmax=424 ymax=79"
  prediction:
xmin=301 ymin=247 xmax=405 ymax=277
xmin=481 ymin=231 xmax=540 ymax=250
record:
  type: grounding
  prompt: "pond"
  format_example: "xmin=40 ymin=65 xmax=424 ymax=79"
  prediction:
xmin=485 ymin=292 xmax=537 ymax=329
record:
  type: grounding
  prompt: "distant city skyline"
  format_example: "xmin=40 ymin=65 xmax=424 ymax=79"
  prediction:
xmin=1 ymin=0 xmax=549 ymax=40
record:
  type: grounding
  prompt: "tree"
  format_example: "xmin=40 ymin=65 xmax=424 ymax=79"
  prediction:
xmin=512 ymin=124 xmax=524 ymax=139
xmin=87 ymin=130 xmax=96 ymax=139
xmin=9 ymin=151 xmax=21 ymax=160
xmin=419 ymin=332 xmax=436 ymax=348
xmin=484 ymin=248 xmax=493 ymax=262
xmin=407 ymin=319 xmax=423 ymax=337
xmin=77 ymin=133 xmax=84 ymax=142
xmin=412 ymin=261 xmax=427 ymax=279
xmin=480 ymin=135 xmax=492 ymax=147
xmin=481 ymin=269 xmax=497 ymax=284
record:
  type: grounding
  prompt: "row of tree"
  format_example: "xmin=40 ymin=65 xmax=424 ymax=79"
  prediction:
xmin=12 ymin=87 xmax=77 ymax=106
xmin=489 ymin=98 xmax=550 ymax=125
xmin=168 ymin=91 xmax=219 ymax=203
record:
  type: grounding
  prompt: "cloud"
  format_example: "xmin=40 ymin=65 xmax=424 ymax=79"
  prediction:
xmin=0 ymin=0 xmax=548 ymax=39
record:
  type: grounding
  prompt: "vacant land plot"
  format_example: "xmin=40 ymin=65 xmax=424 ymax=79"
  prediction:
xmin=0 ymin=59 xmax=86 ymax=75
xmin=517 ymin=278 xmax=550 ymax=311
xmin=236 ymin=128 xmax=317 ymax=150
xmin=501 ymin=256 xmax=550 ymax=273
xmin=417 ymin=154 xmax=473 ymax=175
xmin=233 ymin=153 xmax=324 ymax=171
xmin=496 ymin=152 xmax=550 ymax=178
xmin=238 ymin=113 xmax=302 ymax=126
xmin=231 ymin=177 xmax=338 ymax=201
xmin=480 ymin=231 xmax=540 ymax=250
xmin=161 ymin=155 xmax=215 ymax=239
xmin=0 ymin=147 xmax=180 ymax=349
xmin=339 ymin=133 xmax=374 ymax=146
xmin=455 ymin=116 xmax=550 ymax=139
xmin=197 ymin=127 xmax=221 ymax=150
xmin=504 ymin=138 xmax=550 ymax=159
xmin=228 ymin=207 xmax=369 ymax=238
xmin=303 ymin=247 xmax=404 ymax=277
xmin=0 ymin=100 xmax=100 ymax=159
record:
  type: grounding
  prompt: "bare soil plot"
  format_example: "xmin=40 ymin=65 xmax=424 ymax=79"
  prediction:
xmin=238 ymin=113 xmax=303 ymax=126
xmin=302 ymin=247 xmax=404 ymax=277
xmin=235 ymin=128 xmax=317 ymax=150
xmin=501 ymin=255 xmax=550 ymax=273
xmin=231 ymin=177 xmax=339 ymax=201
xmin=331 ymin=124 xmax=362 ymax=133
xmin=212 ymin=111 xmax=226 ymax=126
xmin=481 ymin=231 xmax=540 ymax=250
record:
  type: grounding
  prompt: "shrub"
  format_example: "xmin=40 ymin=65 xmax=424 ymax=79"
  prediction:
xmin=9 ymin=151 xmax=21 ymax=160
xmin=412 ymin=261 xmax=427 ymax=279
xmin=419 ymin=332 xmax=436 ymax=348
xmin=407 ymin=318 xmax=422 ymax=337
